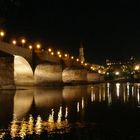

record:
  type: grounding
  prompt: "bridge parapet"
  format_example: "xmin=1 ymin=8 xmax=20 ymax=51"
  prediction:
xmin=35 ymin=51 xmax=60 ymax=64
xmin=0 ymin=41 xmax=32 ymax=62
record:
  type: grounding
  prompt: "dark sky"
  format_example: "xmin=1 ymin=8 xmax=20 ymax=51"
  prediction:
xmin=0 ymin=0 xmax=140 ymax=64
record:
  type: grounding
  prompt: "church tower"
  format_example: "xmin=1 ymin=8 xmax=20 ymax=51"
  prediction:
xmin=79 ymin=41 xmax=85 ymax=63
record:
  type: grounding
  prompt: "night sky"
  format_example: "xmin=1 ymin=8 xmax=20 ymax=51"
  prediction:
xmin=0 ymin=0 xmax=140 ymax=64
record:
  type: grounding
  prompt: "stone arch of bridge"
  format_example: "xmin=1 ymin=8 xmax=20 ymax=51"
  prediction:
xmin=14 ymin=55 xmax=34 ymax=86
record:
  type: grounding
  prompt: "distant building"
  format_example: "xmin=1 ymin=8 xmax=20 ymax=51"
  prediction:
xmin=106 ymin=56 xmax=136 ymax=66
xmin=79 ymin=42 xmax=85 ymax=63
xmin=105 ymin=57 xmax=136 ymax=80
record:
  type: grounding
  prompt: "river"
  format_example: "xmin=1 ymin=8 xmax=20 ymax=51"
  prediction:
xmin=0 ymin=82 xmax=140 ymax=139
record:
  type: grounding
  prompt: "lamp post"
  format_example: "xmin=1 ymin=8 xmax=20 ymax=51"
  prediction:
xmin=0 ymin=30 xmax=5 ymax=40
xmin=21 ymin=38 xmax=26 ymax=47
xmin=12 ymin=40 xmax=17 ymax=45
xmin=28 ymin=45 xmax=33 ymax=50
xmin=48 ymin=48 xmax=52 ymax=52
xmin=36 ymin=43 xmax=41 ymax=52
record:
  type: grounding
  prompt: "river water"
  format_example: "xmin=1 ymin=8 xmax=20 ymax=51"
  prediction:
xmin=1 ymin=82 xmax=140 ymax=139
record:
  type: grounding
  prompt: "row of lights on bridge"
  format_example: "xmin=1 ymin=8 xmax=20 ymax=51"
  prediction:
xmin=0 ymin=30 xmax=41 ymax=50
xmin=0 ymin=29 xmax=103 ymax=73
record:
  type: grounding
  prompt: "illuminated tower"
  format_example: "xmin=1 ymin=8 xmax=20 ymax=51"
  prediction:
xmin=79 ymin=42 xmax=85 ymax=63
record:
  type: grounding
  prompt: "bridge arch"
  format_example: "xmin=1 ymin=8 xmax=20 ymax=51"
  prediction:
xmin=14 ymin=55 xmax=34 ymax=86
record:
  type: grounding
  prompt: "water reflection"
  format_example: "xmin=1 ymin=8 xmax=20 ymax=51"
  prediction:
xmin=1 ymin=83 xmax=140 ymax=139
xmin=0 ymin=90 xmax=15 ymax=127
xmin=14 ymin=89 xmax=33 ymax=120
xmin=11 ymin=83 xmax=140 ymax=121
xmin=34 ymin=88 xmax=62 ymax=118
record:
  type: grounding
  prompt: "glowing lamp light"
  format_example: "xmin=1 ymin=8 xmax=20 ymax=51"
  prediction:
xmin=115 ymin=71 xmax=120 ymax=75
xmin=106 ymin=72 xmax=109 ymax=75
xmin=51 ymin=52 xmax=54 ymax=55
xmin=76 ymin=58 xmax=79 ymax=62
xmin=57 ymin=51 xmax=61 ymax=55
xmin=21 ymin=39 xmax=26 ymax=44
xmin=71 ymin=56 xmax=74 ymax=59
xmin=48 ymin=48 xmax=52 ymax=52
xmin=65 ymin=54 xmax=68 ymax=57
xmin=0 ymin=31 xmax=5 ymax=37
xmin=28 ymin=45 xmax=33 ymax=50
xmin=135 ymin=65 xmax=140 ymax=70
xmin=58 ymin=54 xmax=62 ymax=58
xmin=12 ymin=40 xmax=17 ymax=45
xmin=36 ymin=44 xmax=41 ymax=49
xmin=98 ymin=70 xmax=101 ymax=74
xmin=90 ymin=66 xmax=93 ymax=69
xmin=84 ymin=63 xmax=87 ymax=66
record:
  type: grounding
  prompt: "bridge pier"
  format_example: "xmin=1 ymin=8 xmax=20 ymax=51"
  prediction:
xmin=34 ymin=63 xmax=63 ymax=86
xmin=62 ymin=68 xmax=87 ymax=84
xmin=87 ymin=72 xmax=100 ymax=83
xmin=0 ymin=52 xmax=15 ymax=89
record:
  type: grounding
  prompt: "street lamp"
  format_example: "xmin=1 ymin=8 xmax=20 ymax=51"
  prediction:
xmin=57 ymin=51 xmax=61 ymax=55
xmin=21 ymin=38 xmax=26 ymax=47
xmin=98 ymin=70 xmax=102 ymax=74
xmin=71 ymin=56 xmax=74 ymax=59
xmin=48 ymin=48 xmax=52 ymax=52
xmin=134 ymin=65 xmax=140 ymax=71
xmin=0 ymin=30 xmax=5 ymax=39
xmin=28 ymin=45 xmax=33 ymax=50
xmin=76 ymin=58 xmax=79 ymax=62
xmin=36 ymin=43 xmax=41 ymax=50
xmin=65 ymin=54 xmax=68 ymax=57
xmin=58 ymin=54 xmax=62 ymax=58
xmin=12 ymin=40 xmax=17 ymax=45
xmin=84 ymin=63 xmax=87 ymax=66
xmin=0 ymin=30 xmax=5 ymax=38
xmin=115 ymin=71 xmax=120 ymax=75
xmin=51 ymin=52 xmax=54 ymax=55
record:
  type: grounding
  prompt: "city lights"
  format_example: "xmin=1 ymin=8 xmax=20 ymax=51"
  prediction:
xmin=64 ymin=54 xmax=68 ymax=57
xmin=84 ymin=63 xmax=87 ymax=66
xmin=76 ymin=58 xmax=79 ymax=62
xmin=115 ymin=71 xmax=120 ymax=75
xmin=71 ymin=56 xmax=74 ymax=59
xmin=51 ymin=52 xmax=54 ymax=55
xmin=21 ymin=39 xmax=26 ymax=44
xmin=12 ymin=40 xmax=17 ymax=45
xmin=135 ymin=65 xmax=140 ymax=71
xmin=98 ymin=70 xmax=101 ymax=74
xmin=90 ymin=66 xmax=93 ymax=69
xmin=21 ymin=38 xmax=26 ymax=47
xmin=0 ymin=29 xmax=101 ymax=75
xmin=0 ymin=30 xmax=5 ymax=38
xmin=58 ymin=54 xmax=62 ymax=58
xmin=36 ymin=43 xmax=41 ymax=49
xmin=48 ymin=48 xmax=52 ymax=52
xmin=1 ymin=31 xmax=138 ymax=82
xmin=1 ymin=3 xmax=140 ymax=139
xmin=57 ymin=51 xmax=61 ymax=55
xmin=28 ymin=45 xmax=33 ymax=50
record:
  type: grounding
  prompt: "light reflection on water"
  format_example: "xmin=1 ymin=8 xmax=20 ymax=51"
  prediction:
xmin=1 ymin=83 xmax=140 ymax=139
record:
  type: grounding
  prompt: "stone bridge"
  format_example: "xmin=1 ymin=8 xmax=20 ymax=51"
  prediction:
xmin=0 ymin=41 xmax=100 ymax=88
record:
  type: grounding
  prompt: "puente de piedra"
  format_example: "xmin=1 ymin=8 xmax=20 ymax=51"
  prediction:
xmin=0 ymin=41 xmax=100 ymax=88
